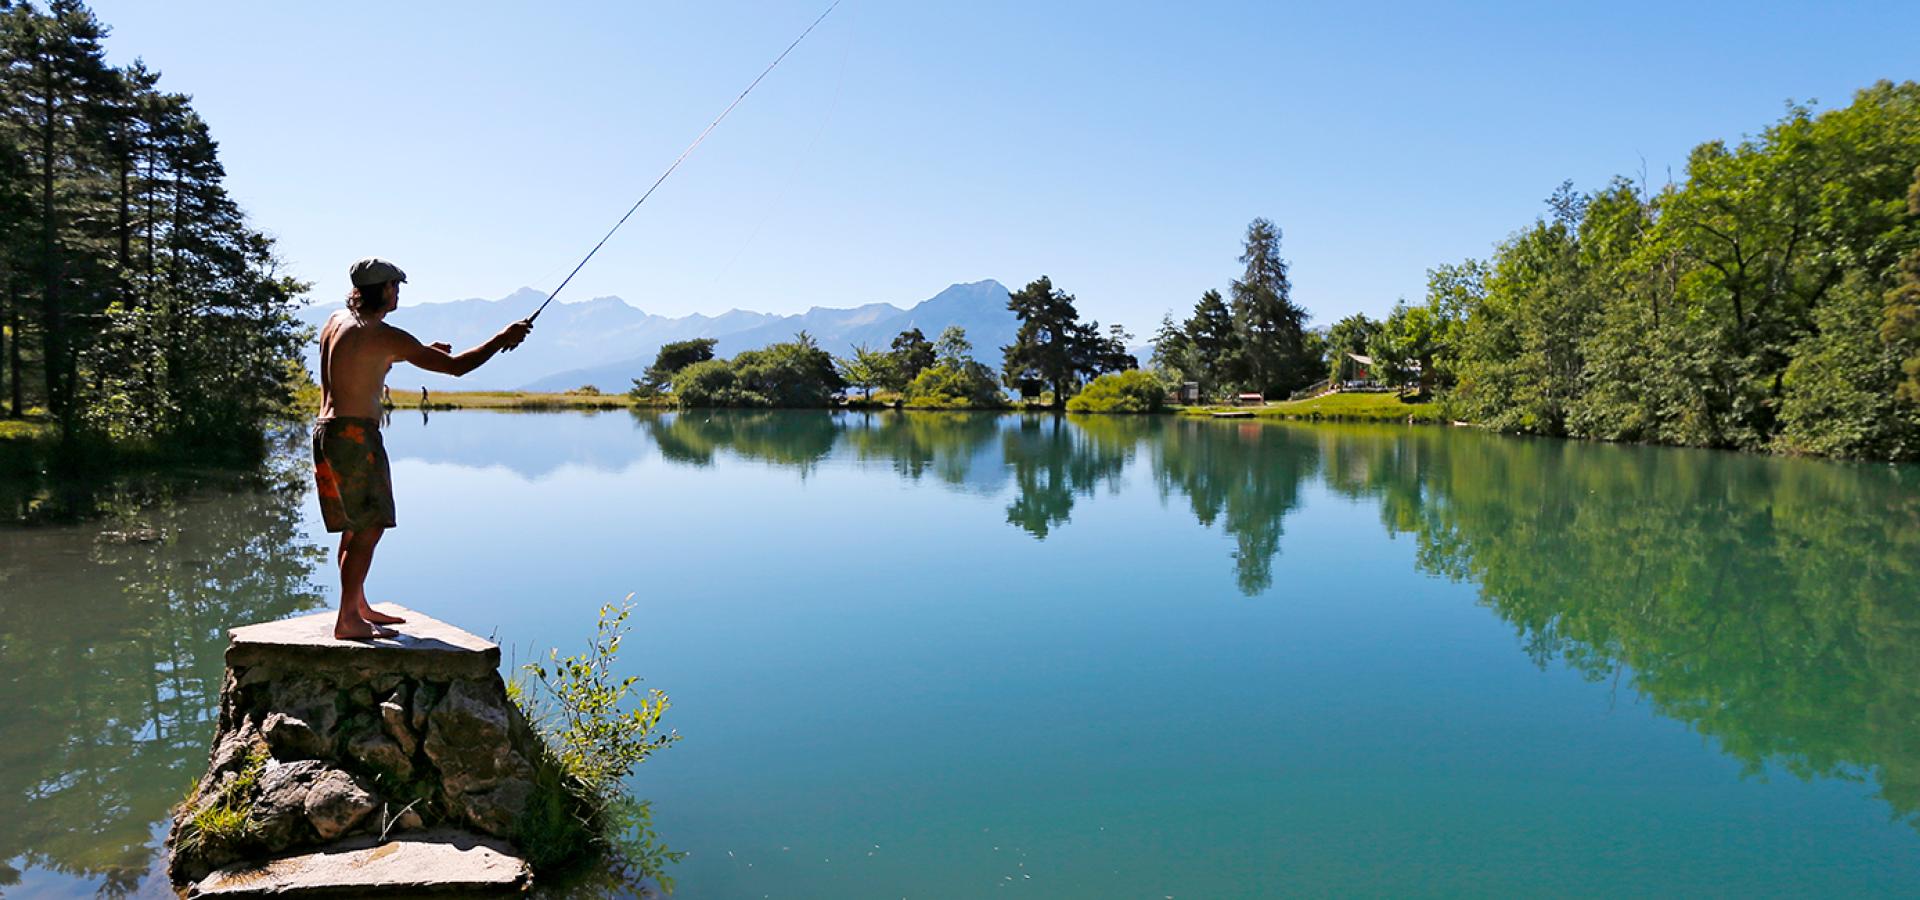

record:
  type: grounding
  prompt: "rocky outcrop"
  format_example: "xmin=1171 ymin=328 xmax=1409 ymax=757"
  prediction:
xmin=167 ymin=604 xmax=548 ymax=889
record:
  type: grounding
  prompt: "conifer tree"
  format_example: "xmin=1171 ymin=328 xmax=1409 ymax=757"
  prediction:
xmin=1001 ymin=276 xmax=1099 ymax=408
xmin=1230 ymin=217 xmax=1310 ymax=396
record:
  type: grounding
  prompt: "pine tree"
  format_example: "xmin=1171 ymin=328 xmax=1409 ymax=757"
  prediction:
xmin=1182 ymin=288 xmax=1239 ymax=397
xmin=1001 ymin=276 xmax=1098 ymax=408
xmin=1230 ymin=217 xmax=1310 ymax=396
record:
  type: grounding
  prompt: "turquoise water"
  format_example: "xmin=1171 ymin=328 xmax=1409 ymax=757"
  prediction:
xmin=4 ymin=409 xmax=1920 ymax=896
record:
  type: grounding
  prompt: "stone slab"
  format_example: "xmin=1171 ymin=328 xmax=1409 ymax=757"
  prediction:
xmin=188 ymin=829 xmax=530 ymax=897
xmin=227 ymin=604 xmax=500 ymax=680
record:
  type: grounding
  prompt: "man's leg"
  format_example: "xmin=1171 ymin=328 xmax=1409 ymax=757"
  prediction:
xmin=334 ymin=526 xmax=394 ymax=639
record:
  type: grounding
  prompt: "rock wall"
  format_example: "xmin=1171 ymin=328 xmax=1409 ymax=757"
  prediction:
xmin=167 ymin=608 xmax=548 ymax=885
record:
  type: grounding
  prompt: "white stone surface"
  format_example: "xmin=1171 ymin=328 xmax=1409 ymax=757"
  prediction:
xmin=188 ymin=829 xmax=530 ymax=897
xmin=225 ymin=604 xmax=500 ymax=679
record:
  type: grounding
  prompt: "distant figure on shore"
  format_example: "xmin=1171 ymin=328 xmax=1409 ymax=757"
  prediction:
xmin=421 ymin=385 xmax=429 ymax=408
xmin=314 ymin=257 xmax=532 ymax=640
xmin=381 ymin=384 xmax=393 ymax=409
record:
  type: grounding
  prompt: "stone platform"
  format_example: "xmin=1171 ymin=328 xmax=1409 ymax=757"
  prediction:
xmin=171 ymin=604 xmax=551 ymax=894
xmin=189 ymin=829 xmax=530 ymax=897
xmin=226 ymin=603 xmax=500 ymax=680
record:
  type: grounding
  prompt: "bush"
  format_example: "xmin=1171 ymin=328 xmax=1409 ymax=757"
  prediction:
xmin=1067 ymin=370 xmax=1166 ymax=413
xmin=904 ymin=362 xmax=1005 ymax=409
xmin=670 ymin=336 xmax=846 ymax=407
xmin=512 ymin=600 xmax=682 ymax=886
xmin=669 ymin=359 xmax=744 ymax=406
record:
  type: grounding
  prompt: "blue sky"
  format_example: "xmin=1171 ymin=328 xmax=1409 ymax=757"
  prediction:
xmin=87 ymin=0 xmax=1919 ymax=331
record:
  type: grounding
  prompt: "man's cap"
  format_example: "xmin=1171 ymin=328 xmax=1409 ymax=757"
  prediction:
xmin=348 ymin=257 xmax=408 ymax=287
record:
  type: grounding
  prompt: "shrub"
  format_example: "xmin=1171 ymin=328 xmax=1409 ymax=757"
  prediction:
xmin=512 ymin=600 xmax=683 ymax=887
xmin=669 ymin=359 xmax=745 ymax=406
xmin=904 ymin=362 xmax=1005 ymax=409
xmin=1067 ymin=370 xmax=1166 ymax=413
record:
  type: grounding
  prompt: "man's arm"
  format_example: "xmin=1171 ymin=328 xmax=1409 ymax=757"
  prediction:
xmin=392 ymin=321 xmax=532 ymax=377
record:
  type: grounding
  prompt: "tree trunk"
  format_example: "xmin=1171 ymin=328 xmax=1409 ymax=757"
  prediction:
xmin=39 ymin=66 xmax=68 ymax=422
xmin=7 ymin=281 xmax=21 ymax=418
xmin=0 ymin=277 xmax=9 ymax=417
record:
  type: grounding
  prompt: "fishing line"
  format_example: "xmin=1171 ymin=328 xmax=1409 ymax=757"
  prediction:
xmin=704 ymin=0 xmax=858 ymax=300
xmin=527 ymin=0 xmax=844 ymax=323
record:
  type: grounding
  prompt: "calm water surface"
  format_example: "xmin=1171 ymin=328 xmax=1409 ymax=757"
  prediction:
xmin=4 ymin=409 xmax=1920 ymax=897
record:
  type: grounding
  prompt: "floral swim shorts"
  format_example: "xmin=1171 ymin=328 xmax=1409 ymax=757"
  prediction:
xmin=312 ymin=417 xmax=397 ymax=533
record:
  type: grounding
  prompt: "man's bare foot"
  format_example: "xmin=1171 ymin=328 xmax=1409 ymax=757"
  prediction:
xmin=334 ymin=619 xmax=399 ymax=641
xmin=359 ymin=605 xmax=407 ymax=625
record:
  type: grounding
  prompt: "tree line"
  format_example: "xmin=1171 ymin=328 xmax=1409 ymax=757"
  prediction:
xmin=0 ymin=0 xmax=305 ymax=457
xmin=1292 ymin=81 xmax=1920 ymax=460
xmin=629 ymin=285 xmax=1145 ymax=409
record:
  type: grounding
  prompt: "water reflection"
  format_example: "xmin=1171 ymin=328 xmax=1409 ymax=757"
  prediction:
xmin=0 ymin=455 xmax=324 ymax=893
xmin=1323 ymin=426 xmax=1920 ymax=829
xmin=8 ymin=411 xmax=1920 ymax=895
xmin=624 ymin=411 xmax=1920 ymax=830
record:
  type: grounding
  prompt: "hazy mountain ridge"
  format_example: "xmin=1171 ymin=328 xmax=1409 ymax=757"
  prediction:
xmin=297 ymin=280 xmax=1014 ymax=392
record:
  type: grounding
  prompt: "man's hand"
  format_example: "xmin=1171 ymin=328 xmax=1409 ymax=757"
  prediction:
xmin=497 ymin=319 xmax=533 ymax=352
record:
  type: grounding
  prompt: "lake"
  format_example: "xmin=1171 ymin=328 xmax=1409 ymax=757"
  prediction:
xmin=4 ymin=409 xmax=1920 ymax=897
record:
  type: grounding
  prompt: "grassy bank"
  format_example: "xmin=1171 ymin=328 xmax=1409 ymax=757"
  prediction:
xmin=1179 ymin=391 xmax=1444 ymax=424
xmin=389 ymin=391 xmax=639 ymax=411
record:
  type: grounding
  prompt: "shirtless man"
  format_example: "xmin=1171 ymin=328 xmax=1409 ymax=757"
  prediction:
xmin=315 ymin=257 xmax=532 ymax=639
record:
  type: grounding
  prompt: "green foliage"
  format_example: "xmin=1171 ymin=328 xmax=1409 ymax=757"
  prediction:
xmin=172 ymin=747 xmax=267 ymax=859
xmin=1067 ymin=369 xmax=1167 ymax=413
xmin=634 ymin=338 xmax=718 ymax=398
xmin=905 ymin=360 xmax=1005 ymax=408
xmin=1883 ymin=166 xmax=1920 ymax=403
xmin=1001 ymin=276 xmax=1115 ymax=408
xmin=1231 ymin=217 xmax=1315 ymax=396
xmin=886 ymin=328 xmax=936 ymax=391
xmin=514 ymin=599 xmax=683 ymax=883
xmin=1181 ymin=288 xmax=1241 ymax=397
xmin=1431 ymin=83 xmax=1920 ymax=459
xmin=1149 ymin=311 xmax=1193 ymax=383
xmin=1325 ymin=314 xmax=1380 ymax=382
xmin=835 ymin=343 xmax=893 ymax=399
xmin=0 ymin=3 xmax=306 ymax=452
xmin=670 ymin=333 xmax=845 ymax=407
xmin=522 ymin=601 xmax=678 ymax=801
xmin=934 ymin=325 xmax=973 ymax=367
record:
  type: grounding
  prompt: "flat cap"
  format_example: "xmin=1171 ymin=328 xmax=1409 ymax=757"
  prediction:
xmin=348 ymin=257 xmax=408 ymax=287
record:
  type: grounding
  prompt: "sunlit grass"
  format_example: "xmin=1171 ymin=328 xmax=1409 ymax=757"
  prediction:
xmin=1181 ymin=391 xmax=1444 ymax=423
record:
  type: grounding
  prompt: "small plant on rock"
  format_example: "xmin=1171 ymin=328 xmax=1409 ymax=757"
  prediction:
xmin=173 ymin=746 xmax=269 ymax=859
xmin=511 ymin=598 xmax=682 ymax=888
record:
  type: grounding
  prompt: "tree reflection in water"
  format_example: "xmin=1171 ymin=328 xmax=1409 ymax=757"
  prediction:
xmin=1315 ymin=424 xmax=1920 ymax=831
xmin=9 ymin=411 xmax=1920 ymax=894
xmin=0 ymin=452 xmax=324 ymax=894
xmin=645 ymin=411 xmax=1920 ymax=831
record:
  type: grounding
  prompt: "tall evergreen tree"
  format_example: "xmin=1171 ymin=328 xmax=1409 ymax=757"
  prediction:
xmin=0 ymin=1 xmax=307 ymax=453
xmin=1182 ymin=288 xmax=1239 ymax=397
xmin=1230 ymin=217 xmax=1310 ymax=396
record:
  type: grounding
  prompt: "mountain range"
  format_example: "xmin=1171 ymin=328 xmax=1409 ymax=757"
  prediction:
xmin=296 ymin=279 xmax=1017 ymax=392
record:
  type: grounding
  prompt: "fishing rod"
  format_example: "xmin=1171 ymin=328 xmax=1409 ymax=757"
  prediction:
xmin=526 ymin=0 xmax=843 ymax=324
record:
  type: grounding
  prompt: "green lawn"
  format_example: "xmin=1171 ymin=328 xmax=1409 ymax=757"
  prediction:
xmin=390 ymin=391 xmax=636 ymax=411
xmin=1180 ymin=390 xmax=1443 ymax=423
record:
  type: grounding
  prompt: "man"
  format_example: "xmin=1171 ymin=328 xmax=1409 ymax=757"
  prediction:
xmin=315 ymin=257 xmax=532 ymax=639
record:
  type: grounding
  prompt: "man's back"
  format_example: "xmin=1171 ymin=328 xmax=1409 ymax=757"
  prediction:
xmin=319 ymin=310 xmax=395 ymax=420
